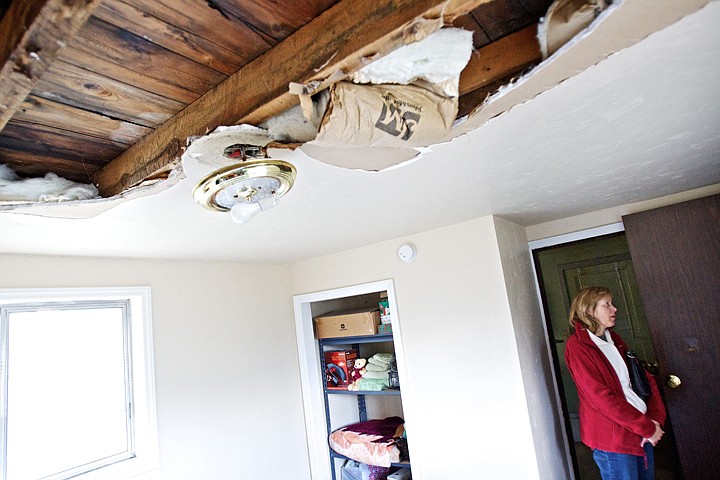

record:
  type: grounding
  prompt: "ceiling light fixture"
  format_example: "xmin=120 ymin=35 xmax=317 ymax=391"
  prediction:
xmin=193 ymin=144 xmax=296 ymax=224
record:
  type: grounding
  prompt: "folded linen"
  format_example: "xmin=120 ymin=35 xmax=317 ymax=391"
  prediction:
xmin=357 ymin=377 xmax=389 ymax=391
xmin=362 ymin=371 xmax=390 ymax=380
xmin=368 ymin=357 xmax=390 ymax=368
xmin=365 ymin=363 xmax=389 ymax=372
xmin=374 ymin=353 xmax=395 ymax=362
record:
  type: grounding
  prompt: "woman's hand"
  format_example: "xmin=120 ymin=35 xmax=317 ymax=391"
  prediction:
xmin=641 ymin=420 xmax=664 ymax=447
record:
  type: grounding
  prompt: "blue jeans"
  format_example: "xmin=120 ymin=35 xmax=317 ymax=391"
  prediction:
xmin=592 ymin=442 xmax=655 ymax=480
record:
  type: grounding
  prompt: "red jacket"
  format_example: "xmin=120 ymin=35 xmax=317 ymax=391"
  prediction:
xmin=565 ymin=324 xmax=666 ymax=456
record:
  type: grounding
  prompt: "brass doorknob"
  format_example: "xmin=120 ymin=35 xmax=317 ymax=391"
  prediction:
xmin=667 ymin=375 xmax=681 ymax=389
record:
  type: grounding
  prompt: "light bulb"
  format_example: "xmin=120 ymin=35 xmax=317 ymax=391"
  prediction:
xmin=230 ymin=202 xmax=261 ymax=224
xmin=257 ymin=194 xmax=278 ymax=210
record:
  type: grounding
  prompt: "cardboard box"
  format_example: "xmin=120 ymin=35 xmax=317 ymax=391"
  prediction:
xmin=314 ymin=307 xmax=380 ymax=338
xmin=324 ymin=350 xmax=357 ymax=388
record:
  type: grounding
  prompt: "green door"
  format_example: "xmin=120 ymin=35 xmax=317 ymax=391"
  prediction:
xmin=537 ymin=233 xmax=656 ymax=414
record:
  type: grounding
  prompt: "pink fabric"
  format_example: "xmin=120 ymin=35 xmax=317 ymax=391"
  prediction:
xmin=328 ymin=417 xmax=403 ymax=467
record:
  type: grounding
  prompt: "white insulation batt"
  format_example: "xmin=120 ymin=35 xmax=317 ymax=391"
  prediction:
xmin=351 ymin=27 xmax=474 ymax=97
xmin=0 ymin=164 xmax=99 ymax=203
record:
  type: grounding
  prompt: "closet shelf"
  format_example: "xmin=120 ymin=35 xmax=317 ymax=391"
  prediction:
xmin=319 ymin=333 xmax=394 ymax=346
xmin=326 ymin=388 xmax=400 ymax=396
xmin=329 ymin=450 xmax=410 ymax=469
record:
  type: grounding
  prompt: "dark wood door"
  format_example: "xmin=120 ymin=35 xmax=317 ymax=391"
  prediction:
xmin=623 ymin=194 xmax=720 ymax=480
xmin=535 ymin=234 xmax=679 ymax=480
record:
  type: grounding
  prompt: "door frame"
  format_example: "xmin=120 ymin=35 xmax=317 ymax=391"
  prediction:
xmin=528 ymin=222 xmax=625 ymax=480
xmin=292 ymin=279 xmax=417 ymax=480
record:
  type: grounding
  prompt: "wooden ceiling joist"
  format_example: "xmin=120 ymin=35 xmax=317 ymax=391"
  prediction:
xmin=459 ymin=24 xmax=541 ymax=96
xmin=0 ymin=0 xmax=101 ymax=131
xmin=93 ymin=0 xmax=495 ymax=197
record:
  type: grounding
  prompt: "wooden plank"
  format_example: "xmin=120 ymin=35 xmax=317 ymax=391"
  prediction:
xmin=452 ymin=11 xmax=492 ymax=49
xmin=94 ymin=0 xmax=494 ymax=196
xmin=470 ymin=0 xmax=535 ymax=41
xmin=70 ymin=16 xmax=227 ymax=95
xmin=120 ymin=0 xmax=273 ymax=60
xmin=34 ymin=59 xmax=185 ymax=127
xmin=517 ymin=0 xmax=554 ymax=19
xmin=0 ymin=146 xmax=101 ymax=183
xmin=0 ymin=121 xmax=123 ymax=170
xmin=208 ymin=0 xmax=339 ymax=41
xmin=13 ymin=95 xmax=151 ymax=145
xmin=0 ymin=0 xmax=100 ymax=131
xmin=58 ymin=46 xmax=201 ymax=105
xmin=459 ymin=23 xmax=540 ymax=96
xmin=93 ymin=0 xmax=247 ymax=76
xmin=458 ymin=76 xmax=510 ymax=118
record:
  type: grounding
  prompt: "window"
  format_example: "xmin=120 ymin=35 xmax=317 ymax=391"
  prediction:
xmin=0 ymin=288 xmax=159 ymax=480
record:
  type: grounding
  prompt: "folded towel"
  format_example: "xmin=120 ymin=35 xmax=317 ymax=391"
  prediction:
xmin=357 ymin=377 xmax=389 ymax=391
xmin=368 ymin=357 xmax=390 ymax=368
xmin=374 ymin=353 xmax=395 ymax=363
xmin=365 ymin=363 xmax=389 ymax=372
xmin=362 ymin=370 xmax=390 ymax=380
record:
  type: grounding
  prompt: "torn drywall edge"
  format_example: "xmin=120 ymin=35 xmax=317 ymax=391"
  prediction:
xmin=300 ymin=143 xmax=421 ymax=171
xmin=446 ymin=0 xmax=713 ymax=141
xmin=0 ymin=165 xmax=185 ymax=219
xmin=182 ymin=124 xmax=273 ymax=169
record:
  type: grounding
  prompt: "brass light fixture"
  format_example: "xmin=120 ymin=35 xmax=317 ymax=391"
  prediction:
xmin=193 ymin=144 xmax=296 ymax=224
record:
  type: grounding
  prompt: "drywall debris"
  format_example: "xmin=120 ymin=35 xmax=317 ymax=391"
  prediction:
xmin=0 ymin=164 xmax=99 ymax=202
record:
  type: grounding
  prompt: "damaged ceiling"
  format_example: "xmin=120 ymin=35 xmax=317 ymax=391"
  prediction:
xmin=0 ymin=0 xmax=718 ymax=263
xmin=0 ymin=0 xmax=551 ymax=197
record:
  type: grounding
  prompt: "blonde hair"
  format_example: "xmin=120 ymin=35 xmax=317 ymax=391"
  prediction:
xmin=568 ymin=286 xmax=612 ymax=335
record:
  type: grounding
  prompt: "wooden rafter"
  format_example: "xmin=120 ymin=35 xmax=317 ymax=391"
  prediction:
xmin=0 ymin=0 xmax=101 ymax=131
xmin=93 ymin=0 xmax=494 ymax=197
xmin=459 ymin=24 xmax=541 ymax=96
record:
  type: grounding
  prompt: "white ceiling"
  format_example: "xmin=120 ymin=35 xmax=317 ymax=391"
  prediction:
xmin=1 ymin=2 xmax=719 ymax=264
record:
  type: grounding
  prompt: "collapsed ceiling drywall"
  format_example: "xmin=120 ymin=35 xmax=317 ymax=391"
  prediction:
xmin=0 ymin=0 xmax=717 ymax=263
xmin=0 ymin=0 xmax=713 ymax=221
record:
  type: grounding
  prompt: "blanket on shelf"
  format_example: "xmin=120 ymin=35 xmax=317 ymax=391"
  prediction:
xmin=329 ymin=416 xmax=404 ymax=467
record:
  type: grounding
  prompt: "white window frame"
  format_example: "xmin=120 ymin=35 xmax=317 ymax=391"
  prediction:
xmin=0 ymin=287 xmax=159 ymax=480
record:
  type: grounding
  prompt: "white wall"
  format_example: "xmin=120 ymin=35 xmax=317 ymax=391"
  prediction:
xmin=290 ymin=216 xmax=541 ymax=480
xmin=494 ymin=217 xmax=571 ymax=480
xmin=0 ymin=254 xmax=310 ymax=480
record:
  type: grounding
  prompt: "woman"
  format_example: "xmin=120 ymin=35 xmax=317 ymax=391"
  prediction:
xmin=565 ymin=286 xmax=666 ymax=480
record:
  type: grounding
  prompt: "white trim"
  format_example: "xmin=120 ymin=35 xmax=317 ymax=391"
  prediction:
xmin=293 ymin=279 xmax=417 ymax=480
xmin=0 ymin=287 xmax=159 ymax=480
xmin=527 ymin=222 xmax=624 ymax=250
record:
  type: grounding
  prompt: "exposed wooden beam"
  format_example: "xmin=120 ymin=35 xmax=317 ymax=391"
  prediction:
xmin=459 ymin=24 xmax=541 ymax=96
xmin=93 ymin=0 xmax=494 ymax=197
xmin=0 ymin=0 xmax=100 ymax=131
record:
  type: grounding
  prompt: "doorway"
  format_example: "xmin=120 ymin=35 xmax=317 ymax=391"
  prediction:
xmin=532 ymin=231 xmax=681 ymax=480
